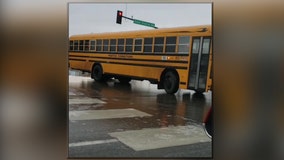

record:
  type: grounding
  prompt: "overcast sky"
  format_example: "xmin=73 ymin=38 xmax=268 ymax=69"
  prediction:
xmin=69 ymin=3 xmax=212 ymax=36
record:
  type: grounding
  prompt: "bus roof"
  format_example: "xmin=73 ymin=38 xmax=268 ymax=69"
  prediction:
xmin=69 ymin=25 xmax=211 ymax=39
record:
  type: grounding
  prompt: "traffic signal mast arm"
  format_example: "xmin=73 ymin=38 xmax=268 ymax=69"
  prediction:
xmin=122 ymin=15 xmax=134 ymax=21
xmin=116 ymin=10 xmax=158 ymax=29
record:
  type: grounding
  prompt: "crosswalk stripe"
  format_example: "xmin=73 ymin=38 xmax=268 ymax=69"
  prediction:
xmin=69 ymin=97 xmax=106 ymax=105
xmin=69 ymin=75 xmax=92 ymax=83
xmin=69 ymin=108 xmax=152 ymax=121
xmin=69 ymin=139 xmax=118 ymax=147
xmin=109 ymin=125 xmax=211 ymax=151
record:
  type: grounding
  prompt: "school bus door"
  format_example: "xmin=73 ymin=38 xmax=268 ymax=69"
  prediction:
xmin=188 ymin=37 xmax=211 ymax=92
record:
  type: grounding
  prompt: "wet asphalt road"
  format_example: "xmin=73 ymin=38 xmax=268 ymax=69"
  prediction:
xmin=68 ymin=70 xmax=212 ymax=158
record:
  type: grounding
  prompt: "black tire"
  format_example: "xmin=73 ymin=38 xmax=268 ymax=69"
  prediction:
xmin=163 ymin=71 xmax=179 ymax=94
xmin=92 ymin=65 xmax=104 ymax=82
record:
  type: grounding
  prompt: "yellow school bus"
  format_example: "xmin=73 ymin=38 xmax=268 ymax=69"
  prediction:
xmin=69 ymin=25 xmax=212 ymax=94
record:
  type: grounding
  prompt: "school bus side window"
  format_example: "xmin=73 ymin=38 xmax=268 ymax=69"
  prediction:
xmin=96 ymin=39 xmax=102 ymax=51
xmin=165 ymin=36 xmax=176 ymax=53
xmin=84 ymin=40 xmax=89 ymax=51
xmin=69 ymin=40 xmax=73 ymax=51
xmin=117 ymin=39 xmax=125 ymax=52
xmin=134 ymin=38 xmax=142 ymax=52
xmin=178 ymin=36 xmax=190 ymax=54
xmin=90 ymin=40 xmax=96 ymax=51
xmin=154 ymin=37 xmax=164 ymax=53
xmin=79 ymin=40 xmax=84 ymax=51
xmin=110 ymin=39 xmax=116 ymax=53
xmin=126 ymin=38 xmax=133 ymax=53
xmin=103 ymin=39 xmax=109 ymax=52
xmin=144 ymin=38 xmax=153 ymax=53
xmin=74 ymin=40 xmax=78 ymax=51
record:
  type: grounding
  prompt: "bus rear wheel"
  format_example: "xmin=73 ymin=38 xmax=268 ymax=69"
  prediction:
xmin=163 ymin=71 xmax=179 ymax=94
xmin=92 ymin=64 xmax=105 ymax=82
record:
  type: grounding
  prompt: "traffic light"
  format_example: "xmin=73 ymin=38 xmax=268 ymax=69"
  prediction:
xmin=116 ymin=10 xmax=123 ymax=24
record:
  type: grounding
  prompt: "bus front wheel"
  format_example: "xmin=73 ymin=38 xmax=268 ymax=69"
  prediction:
xmin=163 ymin=71 xmax=179 ymax=94
xmin=92 ymin=64 xmax=105 ymax=82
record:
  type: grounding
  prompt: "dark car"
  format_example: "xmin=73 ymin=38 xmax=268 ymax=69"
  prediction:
xmin=203 ymin=107 xmax=213 ymax=138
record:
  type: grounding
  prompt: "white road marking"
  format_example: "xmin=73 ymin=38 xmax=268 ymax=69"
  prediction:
xmin=109 ymin=125 xmax=211 ymax=151
xmin=69 ymin=92 xmax=76 ymax=96
xmin=69 ymin=108 xmax=152 ymax=121
xmin=69 ymin=97 xmax=106 ymax=105
xmin=69 ymin=91 xmax=84 ymax=96
xmin=69 ymin=75 xmax=92 ymax=83
xmin=69 ymin=139 xmax=118 ymax=147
